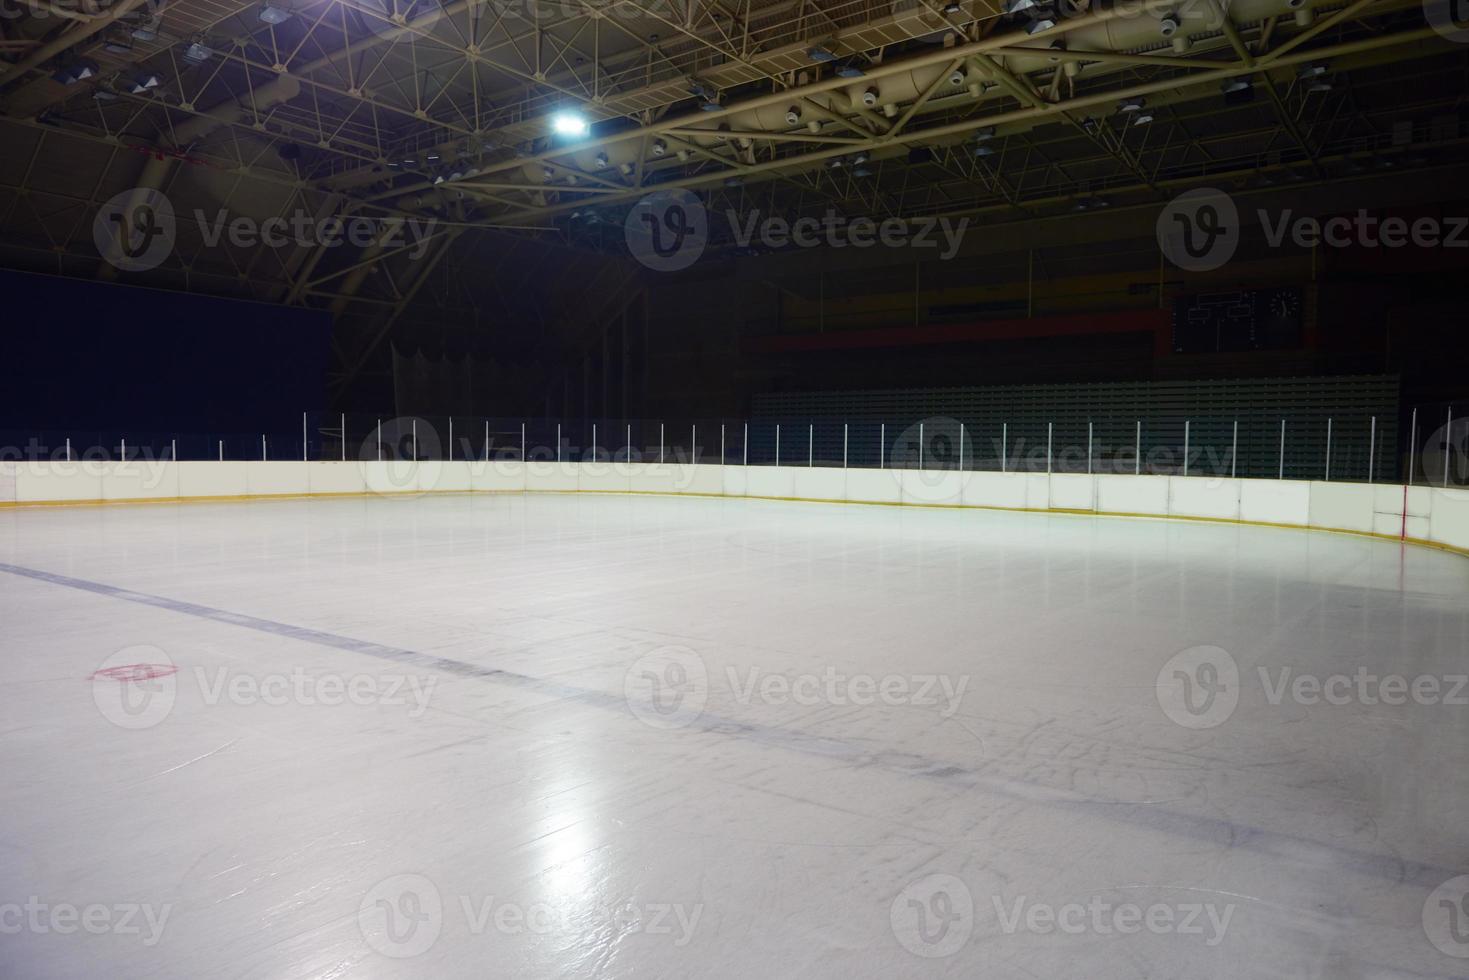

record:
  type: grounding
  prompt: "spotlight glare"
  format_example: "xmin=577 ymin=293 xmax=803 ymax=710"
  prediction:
xmin=551 ymin=112 xmax=589 ymax=137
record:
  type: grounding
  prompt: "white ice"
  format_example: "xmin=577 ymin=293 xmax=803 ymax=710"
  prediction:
xmin=1 ymin=493 xmax=1467 ymax=979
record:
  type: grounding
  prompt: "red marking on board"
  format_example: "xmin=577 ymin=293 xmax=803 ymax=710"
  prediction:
xmin=90 ymin=664 xmax=178 ymax=682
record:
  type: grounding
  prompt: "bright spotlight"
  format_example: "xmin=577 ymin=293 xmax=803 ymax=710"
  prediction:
xmin=551 ymin=112 xmax=589 ymax=137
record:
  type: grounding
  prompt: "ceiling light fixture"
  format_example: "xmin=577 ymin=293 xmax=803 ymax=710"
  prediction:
xmin=551 ymin=111 xmax=589 ymax=137
xmin=258 ymin=1 xmax=292 ymax=24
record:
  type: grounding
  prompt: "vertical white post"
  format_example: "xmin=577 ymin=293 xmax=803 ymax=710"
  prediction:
xmin=960 ymin=423 xmax=965 ymax=472
xmin=1368 ymin=416 xmax=1376 ymax=483
xmin=262 ymin=435 xmax=267 ymax=461
xmin=919 ymin=422 xmax=925 ymax=471
xmin=412 ymin=420 xmax=417 ymax=460
xmin=65 ymin=437 xmax=71 ymax=462
xmin=1135 ymin=420 xmax=1141 ymax=475
xmin=556 ymin=422 xmax=561 ymax=463
xmin=171 ymin=438 xmax=176 ymax=461
xmin=880 ymin=423 xmax=885 ymax=469
xmin=1002 ymin=423 xmax=1008 ymax=474
xmin=808 ymin=423 xmax=813 ymax=467
xmin=1445 ymin=408 xmax=1454 ymax=488
xmin=1183 ymin=420 xmax=1190 ymax=477
xmin=121 ymin=437 xmax=126 ymax=460
xmin=627 ymin=423 xmax=632 ymax=460
xmin=660 ymin=422 xmax=664 ymax=464
xmin=1047 ymin=422 xmax=1053 ymax=475
xmin=592 ymin=423 xmax=597 ymax=461
xmin=449 ymin=417 xmax=454 ymax=462
xmin=521 ymin=422 xmax=526 ymax=461
xmin=218 ymin=440 xmax=223 ymax=462
xmin=721 ymin=424 xmax=726 ymax=465
xmin=775 ymin=424 xmax=780 ymax=468
xmin=1231 ymin=419 xmax=1238 ymax=478
xmin=1278 ymin=419 xmax=1286 ymax=480
xmin=1086 ymin=422 xmax=1092 ymax=475
xmin=843 ymin=423 xmax=848 ymax=469
xmin=1408 ymin=409 xmax=1417 ymax=486
xmin=1324 ymin=417 xmax=1332 ymax=481
xmin=342 ymin=413 xmax=347 ymax=462
xmin=303 ymin=412 xmax=308 ymax=462
xmin=377 ymin=419 xmax=382 ymax=462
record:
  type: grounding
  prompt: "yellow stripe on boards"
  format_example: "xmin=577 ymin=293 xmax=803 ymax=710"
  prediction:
xmin=0 ymin=485 xmax=1464 ymax=561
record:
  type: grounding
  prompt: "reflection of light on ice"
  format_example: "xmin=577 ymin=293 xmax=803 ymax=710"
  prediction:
xmin=536 ymin=814 xmax=598 ymax=909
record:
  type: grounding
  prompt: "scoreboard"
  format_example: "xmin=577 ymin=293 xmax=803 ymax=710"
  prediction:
xmin=1172 ymin=286 xmax=1302 ymax=353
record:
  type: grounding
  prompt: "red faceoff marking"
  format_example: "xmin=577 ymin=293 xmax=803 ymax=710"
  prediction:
xmin=90 ymin=664 xmax=178 ymax=682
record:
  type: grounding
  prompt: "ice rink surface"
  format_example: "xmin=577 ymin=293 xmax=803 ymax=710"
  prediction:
xmin=2 ymin=491 xmax=1467 ymax=979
